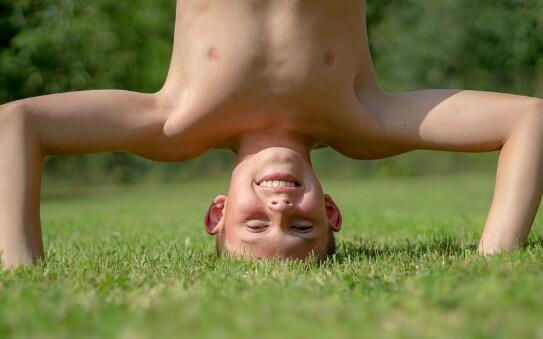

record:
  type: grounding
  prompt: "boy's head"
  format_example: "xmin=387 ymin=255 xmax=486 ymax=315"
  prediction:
xmin=204 ymin=146 xmax=342 ymax=261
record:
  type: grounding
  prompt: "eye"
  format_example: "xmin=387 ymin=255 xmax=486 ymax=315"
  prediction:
xmin=246 ymin=222 xmax=269 ymax=233
xmin=290 ymin=225 xmax=313 ymax=233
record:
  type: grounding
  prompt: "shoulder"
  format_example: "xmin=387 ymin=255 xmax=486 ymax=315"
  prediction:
xmin=327 ymin=90 xmax=418 ymax=160
xmin=132 ymin=89 xmax=216 ymax=162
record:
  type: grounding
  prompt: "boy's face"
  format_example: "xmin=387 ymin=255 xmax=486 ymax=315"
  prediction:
xmin=204 ymin=147 xmax=342 ymax=260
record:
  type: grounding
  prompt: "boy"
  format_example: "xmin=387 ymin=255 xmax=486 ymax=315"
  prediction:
xmin=1 ymin=0 xmax=542 ymax=267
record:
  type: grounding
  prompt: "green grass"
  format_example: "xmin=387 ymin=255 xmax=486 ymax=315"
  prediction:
xmin=1 ymin=174 xmax=543 ymax=339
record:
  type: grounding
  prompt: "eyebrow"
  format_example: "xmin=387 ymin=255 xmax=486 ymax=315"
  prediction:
xmin=241 ymin=238 xmax=261 ymax=245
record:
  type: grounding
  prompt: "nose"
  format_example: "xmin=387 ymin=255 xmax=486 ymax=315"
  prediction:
xmin=268 ymin=198 xmax=294 ymax=212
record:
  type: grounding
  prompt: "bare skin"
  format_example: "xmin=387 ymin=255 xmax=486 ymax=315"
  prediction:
xmin=1 ymin=0 xmax=543 ymax=267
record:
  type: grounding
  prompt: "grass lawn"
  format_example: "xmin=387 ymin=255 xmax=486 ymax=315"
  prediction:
xmin=1 ymin=173 xmax=542 ymax=339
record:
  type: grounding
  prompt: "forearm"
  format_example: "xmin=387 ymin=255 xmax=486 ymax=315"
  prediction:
xmin=0 ymin=103 xmax=44 ymax=268
xmin=0 ymin=90 xmax=171 ymax=268
xmin=371 ymin=90 xmax=543 ymax=254
xmin=479 ymin=112 xmax=543 ymax=254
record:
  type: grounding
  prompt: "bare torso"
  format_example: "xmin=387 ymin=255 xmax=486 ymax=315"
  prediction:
xmin=161 ymin=0 xmax=389 ymax=159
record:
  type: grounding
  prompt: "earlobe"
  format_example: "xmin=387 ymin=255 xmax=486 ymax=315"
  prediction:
xmin=324 ymin=194 xmax=342 ymax=232
xmin=204 ymin=195 xmax=226 ymax=235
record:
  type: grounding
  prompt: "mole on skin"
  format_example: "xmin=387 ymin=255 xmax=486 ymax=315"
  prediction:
xmin=324 ymin=49 xmax=335 ymax=66
xmin=207 ymin=47 xmax=219 ymax=61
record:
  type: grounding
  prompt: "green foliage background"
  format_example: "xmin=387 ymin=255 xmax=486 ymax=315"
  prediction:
xmin=1 ymin=0 xmax=542 ymax=182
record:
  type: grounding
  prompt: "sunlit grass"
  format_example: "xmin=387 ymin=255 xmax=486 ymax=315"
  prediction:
xmin=1 ymin=174 xmax=542 ymax=339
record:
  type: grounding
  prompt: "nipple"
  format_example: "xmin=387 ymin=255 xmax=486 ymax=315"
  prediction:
xmin=207 ymin=47 xmax=220 ymax=61
xmin=324 ymin=49 xmax=335 ymax=67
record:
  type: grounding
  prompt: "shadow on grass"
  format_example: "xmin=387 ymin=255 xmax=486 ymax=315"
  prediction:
xmin=335 ymin=235 xmax=543 ymax=262
xmin=335 ymin=236 xmax=476 ymax=262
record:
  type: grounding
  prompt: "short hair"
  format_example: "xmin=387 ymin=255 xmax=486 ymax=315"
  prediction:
xmin=215 ymin=230 xmax=336 ymax=261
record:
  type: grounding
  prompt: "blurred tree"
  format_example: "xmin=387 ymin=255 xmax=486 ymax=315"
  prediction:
xmin=369 ymin=0 xmax=543 ymax=96
xmin=0 ymin=0 xmax=174 ymax=103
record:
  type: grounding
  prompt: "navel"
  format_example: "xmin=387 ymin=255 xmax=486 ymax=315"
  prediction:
xmin=323 ymin=49 xmax=335 ymax=66
xmin=207 ymin=47 xmax=220 ymax=61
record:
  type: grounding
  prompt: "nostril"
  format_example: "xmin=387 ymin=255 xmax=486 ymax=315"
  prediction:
xmin=271 ymin=201 xmax=278 ymax=205
xmin=283 ymin=200 xmax=292 ymax=205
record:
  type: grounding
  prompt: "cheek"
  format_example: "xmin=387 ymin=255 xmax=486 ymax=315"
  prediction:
xmin=237 ymin=194 xmax=264 ymax=213
xmin=228 ymin=176 xmax=259 ymax=211
xmin=298 ymin=194 xmax=326 ymax=219
xmin=226 ymin=188 xmax=263 ymax=219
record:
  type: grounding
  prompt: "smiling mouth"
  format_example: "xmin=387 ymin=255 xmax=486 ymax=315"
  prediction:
xmin=256 ymin=173 xmax=301 ymax=188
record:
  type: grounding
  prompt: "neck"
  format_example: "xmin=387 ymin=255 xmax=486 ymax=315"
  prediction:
xmin=234 ymin=131 xmax=313 ymax=165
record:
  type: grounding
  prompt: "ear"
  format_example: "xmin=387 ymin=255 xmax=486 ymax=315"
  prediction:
xmin=204 ymin=195 xmax=226 ymax=235
xmin=324 ymin=194 xmax=342 ymax=232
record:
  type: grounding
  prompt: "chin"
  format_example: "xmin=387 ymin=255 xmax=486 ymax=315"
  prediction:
xmin=256 ymin=147 xmax=306 ymax=163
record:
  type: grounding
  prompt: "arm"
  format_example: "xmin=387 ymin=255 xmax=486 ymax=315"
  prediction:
xmin=365 ymin=89 xmax=543 ymax=254
xmin=0 ymin=90 xmax=176 ymax=268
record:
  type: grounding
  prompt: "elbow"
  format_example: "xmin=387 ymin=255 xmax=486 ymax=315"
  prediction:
xmin=520 ymin=99 xmax=543 ymax=138
xmin=0 ymin=100 xmax=27 ymax=125
xmin=502 ymin=99 xmax=543 ymax=147
xmin=0 ymin=101 xmax=33 ymax=139
xmin=523 ymin=99 xmax=543 ymax=127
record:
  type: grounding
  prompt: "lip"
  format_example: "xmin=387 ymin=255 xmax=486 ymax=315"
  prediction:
xmin=257 ymin=186 xmax=299 ymax=193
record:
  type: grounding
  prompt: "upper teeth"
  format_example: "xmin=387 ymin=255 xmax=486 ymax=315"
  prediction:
xmin=259 ymin=180 xmax=297 ymax=187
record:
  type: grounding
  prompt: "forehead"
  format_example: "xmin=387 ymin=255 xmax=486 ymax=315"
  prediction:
xmin=222 ymin=229 xmax=328 ymax=260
